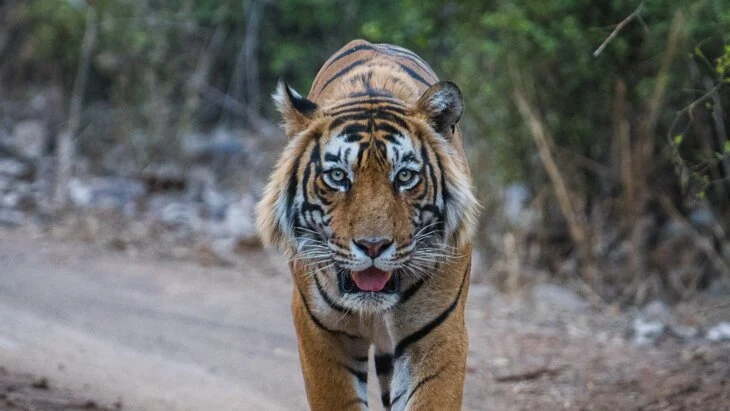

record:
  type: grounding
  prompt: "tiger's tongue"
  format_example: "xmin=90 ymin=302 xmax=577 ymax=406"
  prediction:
xmin=352 ymin=268 xmax=392 ymax=292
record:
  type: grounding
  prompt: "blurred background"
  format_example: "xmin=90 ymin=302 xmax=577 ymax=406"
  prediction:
xmin=0 ymin=1 xmax=729 ymax=410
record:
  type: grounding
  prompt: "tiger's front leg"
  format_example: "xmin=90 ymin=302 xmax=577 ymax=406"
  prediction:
xmin=384 ymin=264 xmax=471 ymax=411
xmin=291 ymin=288 xmax=370 ymax=411
xmin=388 ymin=322 xmax=468 ymax=411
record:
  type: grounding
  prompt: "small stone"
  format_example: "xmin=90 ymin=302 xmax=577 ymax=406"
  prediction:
xmin=223 ymin=195 xmax=256 ymax=236
xmin=67 ymin=178 xmax=94 ymax=208
xmin=681 ymin=346 xmax=711 ymax=363
xmin=491 ymin=357 xmax=511 ymax=368
xmin=706 ymin=322 xmax=730 ymax=342
xmin=0 ymin=209 xmax=24 ymax=227
xmin=643 ymin=300 xmax=671 ymax=322
xmin=158 ymin=201 xmax=201 ymax=231
xmin=11 ymin=120 xmax=47 ymax=159
xmin=531 ymin=283 xmax=589 ymax=312
xmin=632 ymin=317 xmax=665 ymax=346
xmin=30 ymin=377 xmax=49 ymax=390
xmin=670 ymin=323 xmax=699 ymax=339
xmin=0 ymin=158 xmax=32 ymax=179
xmin=67 ymin=177 xmax=147 ymax=211
xmin=1 ymin=192 xmax=20 ymax=208
xmin=1 ymin=189 xmax=36 ymax=211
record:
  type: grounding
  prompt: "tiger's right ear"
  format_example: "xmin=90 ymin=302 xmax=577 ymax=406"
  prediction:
xmin=272 ymin=80 xmax=318 ymax=137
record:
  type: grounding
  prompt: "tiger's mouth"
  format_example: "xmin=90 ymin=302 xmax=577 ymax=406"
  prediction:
xmin=338 ymin=268 xmax=400 ymax=294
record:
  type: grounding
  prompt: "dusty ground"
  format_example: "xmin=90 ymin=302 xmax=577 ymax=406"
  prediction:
xmin=0 ymin=228 xmax=728 ymax=410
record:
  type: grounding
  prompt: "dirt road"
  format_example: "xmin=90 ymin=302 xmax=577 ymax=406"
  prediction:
xmin=0 ymin=230 xmax=728 ymax=410
xmin=0 ymin=232 xmax=304 ymax=410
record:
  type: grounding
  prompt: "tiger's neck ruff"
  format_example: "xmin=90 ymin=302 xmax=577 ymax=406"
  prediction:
xmin=256 ymin=39 xmax=478 ymax=411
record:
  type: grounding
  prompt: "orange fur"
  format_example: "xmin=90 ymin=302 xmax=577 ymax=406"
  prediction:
xmin=256 ymin=39 xmax=479 ymax=410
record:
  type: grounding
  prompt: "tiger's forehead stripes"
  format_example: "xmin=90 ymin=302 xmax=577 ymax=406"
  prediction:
xmin=326 ymin=95 xmax=410 ymax=131
xmin=323 ymin=95 xmax=408 ymax=115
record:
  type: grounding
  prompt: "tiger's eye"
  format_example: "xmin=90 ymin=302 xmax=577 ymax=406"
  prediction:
xmin=329 ymin=169 xmax=345 ymax=182
xmin=397 ymin=170 xmax=414 ymax=183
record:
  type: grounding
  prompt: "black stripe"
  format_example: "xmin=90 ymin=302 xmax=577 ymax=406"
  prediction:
xmin=403 ymin=365 xmax=447 ymax=408
xmin=326 ymin=97 xmax=405 ymax=113
xmin=314 ymin=273 xmax=349 ymax=313
xmin=322 ymin=43 xmax=373 ymax=71
xmin=296 ymin=286 xmax=360 ymax=339
xmin=422 ymin=145 xmax=438 ymax=204
xmin=393 ymin=264 xmax=469 ymax=358
xmin=377 ymin=115 xmax=410 ymax=131
xmin=347 ymin=134 xmax=363 ymax=143
xmin=397 ymin=54 xmax=437 ymax=82
xmin=381 ymin=44 xmax=437 ymax=78
xmin=315 ymin=185 xmax=332 ymax=206
xmin=333 ymin=110 xmax=409 ymax=130
xmin=330 ymin=114 xmax=367 ymax=130
xmin=435 ymin=152 xmax=449 ymax=205
xmin=300 ymin=141 xmax=320 ymax=206
xmin=374 ymin=353 xmax=393 ymax=375
xmin=391 ymin=392 xmax=403 ymax=406
xmin=374 ymin=140 xmax=388 ymax=163
xmin=353 ymin=356 xmax=369 ymax=362
xmin=285 ymin=157 xmax=301 ymax=223
xmin=328 ymin=104 xmax=407 ymax=117
xmin=396 ymin=278 xmax=425 ymax=307
xmin=435 ymin=152 xmax=451 ymax=242
xmin=349 ymin=88 xmax=396 ymax=98
xmin=345 ymin=366 xmax=368 ymax=384
xmin=285 ymin=83 xmax=318 ymax=115
xmin=337 ymin=123 xmax=370 ymax=135
xmin=319 ymin=59 xmax=367 ymax=95
xmin=329 ymin=110 xmax=409 ymax=131
xmin=399 ymin=63 xmax=432 ymax=87
xmin=383 ymin=134 xmax=400 ymax=145
xmin=357 ymin=141 xmax=369 ymax=168
xmin=376 ymin=122 xmax=405 ymax=137
xmin=381 ymin=392 xmax=391 ymax=407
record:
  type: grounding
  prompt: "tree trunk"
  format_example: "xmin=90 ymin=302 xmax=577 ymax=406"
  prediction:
xmin=243 ymin=0 xmax=263 ymax=119
xmin=54 ymin=4 xmax=97 ymax=209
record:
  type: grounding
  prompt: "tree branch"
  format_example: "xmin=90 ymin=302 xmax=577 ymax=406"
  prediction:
xmin=512 ymin=77 xmax=604 ymax=305
xmin=593 ymin=2 xmax=644 ymax=58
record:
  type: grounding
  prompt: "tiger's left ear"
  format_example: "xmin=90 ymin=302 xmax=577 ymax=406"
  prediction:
xmin=413 ymin=81 xmax=464 ymax=137
xmin=272 ymin=80 xmax=319 ymax=137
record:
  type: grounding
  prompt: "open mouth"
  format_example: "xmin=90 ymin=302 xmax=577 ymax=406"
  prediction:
xmin=338 ymin=268 xmax=400 ymax=294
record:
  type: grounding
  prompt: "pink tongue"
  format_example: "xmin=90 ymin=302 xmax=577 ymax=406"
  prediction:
xmin=352 ymin=268 xmax=392 ymax=292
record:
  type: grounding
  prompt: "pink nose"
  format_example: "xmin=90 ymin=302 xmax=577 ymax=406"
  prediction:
xmin=353 ymin=237 xmax=393 ymax=258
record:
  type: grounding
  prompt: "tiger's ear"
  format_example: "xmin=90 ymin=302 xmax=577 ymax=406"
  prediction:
xmin=413 ymin=81 xmax=464 ymax=137
xmin=273 ymin=80 xmax=318 ymax=137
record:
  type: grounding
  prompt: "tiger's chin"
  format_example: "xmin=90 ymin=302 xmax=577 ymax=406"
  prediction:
xmin=336 ymin=268 xmax=403 ymax=314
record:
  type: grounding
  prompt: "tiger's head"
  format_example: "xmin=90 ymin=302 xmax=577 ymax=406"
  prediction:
xmin=256 ymin=80 xmax=478 ymax=313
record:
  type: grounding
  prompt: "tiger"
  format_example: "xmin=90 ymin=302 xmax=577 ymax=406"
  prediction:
xmin=256 ymin=39 xmax=479 ymax=410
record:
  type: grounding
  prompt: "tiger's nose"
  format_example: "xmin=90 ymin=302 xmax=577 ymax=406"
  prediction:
xmin=353 ymin=237 xmax=393 ymax=258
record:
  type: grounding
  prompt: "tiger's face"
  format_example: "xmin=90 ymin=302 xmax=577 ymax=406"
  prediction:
xmin=257 ymin=81 xmax=478 ymax=313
